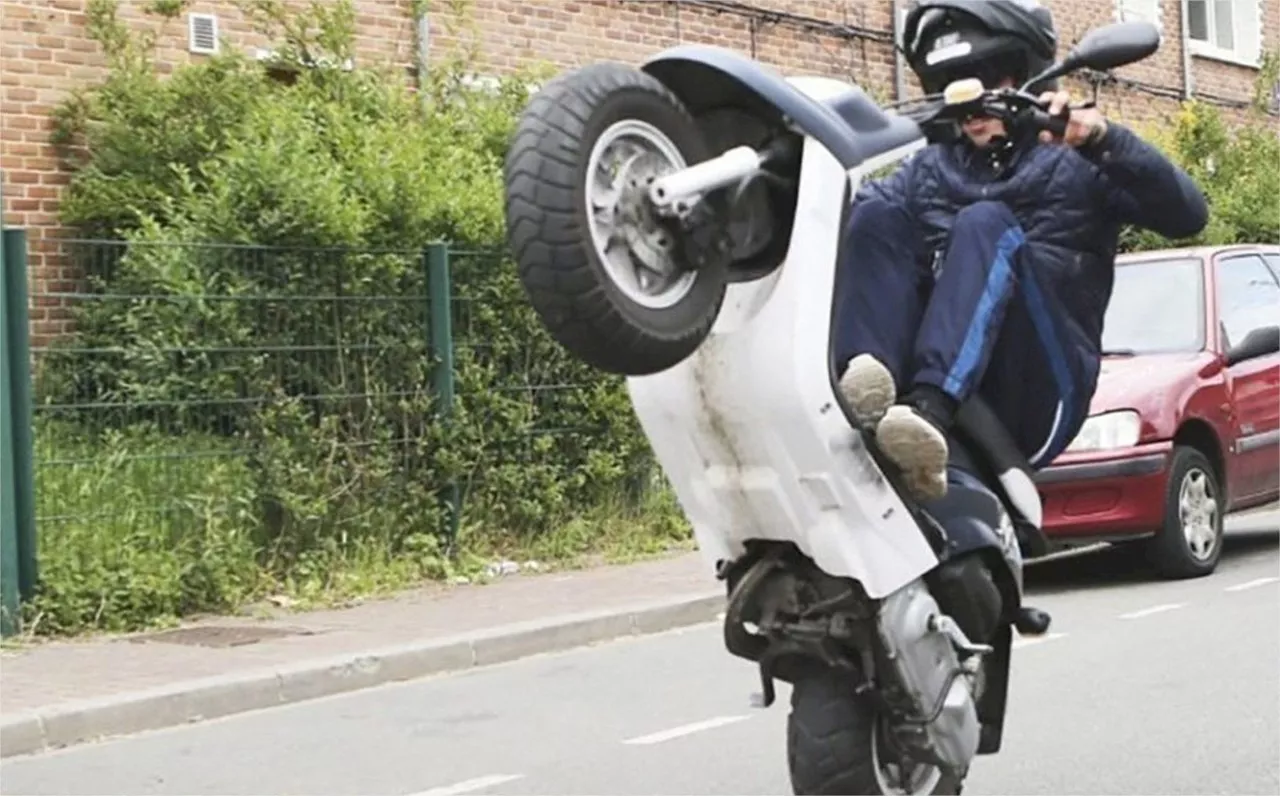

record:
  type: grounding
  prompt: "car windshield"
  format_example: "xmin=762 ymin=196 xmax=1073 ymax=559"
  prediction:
xmin=1100 ymin=258 xmax=1204 ymax=355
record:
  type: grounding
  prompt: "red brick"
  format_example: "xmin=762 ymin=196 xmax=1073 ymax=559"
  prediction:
xmin=35 ymin=61 xmax=70 ymax=77
xmin=3 ymin=59 xmax=36 ymax=76
xmin=23 ymin=155 xmax=59 ymax=170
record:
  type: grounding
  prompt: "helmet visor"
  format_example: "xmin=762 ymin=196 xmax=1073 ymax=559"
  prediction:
xmin=920 ymin=51 xmax=1027 ymax=95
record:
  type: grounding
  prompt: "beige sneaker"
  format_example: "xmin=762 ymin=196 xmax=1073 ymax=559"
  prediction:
xmin=838 ymin=354 xmax=897 ymax=426
xmin=876 ymin=405 xmax=949 ymax=502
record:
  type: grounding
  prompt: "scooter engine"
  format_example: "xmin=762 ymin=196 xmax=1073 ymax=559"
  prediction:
xmin=874 ymin=578 xmax=984 ymax=772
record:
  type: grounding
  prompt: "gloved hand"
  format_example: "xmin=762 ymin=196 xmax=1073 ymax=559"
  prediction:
xmin=1037 ymin=89 xmax=1108 ymax=147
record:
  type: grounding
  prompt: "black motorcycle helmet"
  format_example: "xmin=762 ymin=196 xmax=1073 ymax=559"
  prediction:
xmin=902 ymin=0 xmax=1059 ymax=96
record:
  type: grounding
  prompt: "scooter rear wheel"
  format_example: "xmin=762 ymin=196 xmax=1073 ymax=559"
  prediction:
xmin=788 ymin=671 xmax=962 ymax=795
xmin=503 ymin=62 xmax=728 ymax=376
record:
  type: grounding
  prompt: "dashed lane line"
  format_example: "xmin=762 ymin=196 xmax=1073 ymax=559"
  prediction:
xmin=623 ymin=715 xmax=751 ymax=746
xmin=407 ymin=774 xmax=525 ymax=796
xmin=1118 ymin=603 xmax=1186 ymax=620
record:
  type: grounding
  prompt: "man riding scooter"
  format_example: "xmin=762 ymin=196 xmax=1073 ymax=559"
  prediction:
xmin=834 ymin=0 xmax=1208 ymax=501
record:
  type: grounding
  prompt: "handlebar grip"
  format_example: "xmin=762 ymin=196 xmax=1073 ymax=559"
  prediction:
xmin=1031 ymin=108 xmax=1069 ymax=137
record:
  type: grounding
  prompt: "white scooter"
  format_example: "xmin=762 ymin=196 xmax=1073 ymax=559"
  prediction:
xmin=502 ymin=19 xmax=1160 ymax=795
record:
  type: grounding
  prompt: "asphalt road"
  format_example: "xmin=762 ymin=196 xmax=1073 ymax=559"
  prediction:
xmin=3 ymin=512 xmax=1277 ymax=796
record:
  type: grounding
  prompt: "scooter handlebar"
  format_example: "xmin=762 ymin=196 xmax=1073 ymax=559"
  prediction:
xmin=920 ymin=87 xmax=1081 ymax=140
xmin=1028 ymin=106 xmax=1070 ymax=137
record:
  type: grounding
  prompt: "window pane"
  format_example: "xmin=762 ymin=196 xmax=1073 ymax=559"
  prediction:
xmin=1216 ymin=255 xmax=1280 ymax=348
xmin=1213 ymin=0 xmax=1235 ymax=49
xmin=1188 ymin=0 xmax=1209 ymax=41
xmin=1102 ymin=259 xmax=1205 ymax=354
xmin=1264 ymin=254 xmax=1280 ymax=284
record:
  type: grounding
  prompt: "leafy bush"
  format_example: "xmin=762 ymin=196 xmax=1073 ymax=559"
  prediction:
xmin=1121 ymin=97 xmax=1280 ymax=252
xmin=31 ymin=420 xmax=261 ymax=635
xmin=29 ymin=0 xmax=683 ymax=635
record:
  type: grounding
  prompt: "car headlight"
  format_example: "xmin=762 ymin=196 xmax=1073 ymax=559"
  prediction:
xmin=1064 ymin=410 xmax=1142 ymax=453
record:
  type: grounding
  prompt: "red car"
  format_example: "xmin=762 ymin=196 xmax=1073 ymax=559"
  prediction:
xmin=1035 ymin=244 xmax=1280 ymax=578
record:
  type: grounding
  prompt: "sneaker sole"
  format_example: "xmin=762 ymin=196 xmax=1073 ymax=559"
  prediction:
xmin=839 ymin=354 xmax=896 ymax=426
xmin=876 ymin=405 xmax=949 ymax=501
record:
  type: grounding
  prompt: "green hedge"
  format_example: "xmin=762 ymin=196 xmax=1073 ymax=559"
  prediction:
xmin=1122 ymin=96 xmax=1280 ymax=252
xmin=29 ymin=0 xmax=677 ymax=635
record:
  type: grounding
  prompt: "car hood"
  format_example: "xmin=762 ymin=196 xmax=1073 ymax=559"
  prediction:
xmin=1088 ymin=352 xmax=1209 ymax=414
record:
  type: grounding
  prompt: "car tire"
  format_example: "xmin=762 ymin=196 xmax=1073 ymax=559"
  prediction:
xmin=1144 ymin=445 xmax=1224 ymax=580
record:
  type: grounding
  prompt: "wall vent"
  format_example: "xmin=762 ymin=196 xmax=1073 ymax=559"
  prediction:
xmin=188 ymin=13 xmax=219 ymax=55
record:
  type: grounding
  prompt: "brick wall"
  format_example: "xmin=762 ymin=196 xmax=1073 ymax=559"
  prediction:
xmin=2 ymin=0 xmax=1277 ymax=340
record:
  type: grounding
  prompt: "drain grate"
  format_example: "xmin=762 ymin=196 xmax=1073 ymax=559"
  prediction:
xmin=129 ymin=625 xmax=313 ymax=648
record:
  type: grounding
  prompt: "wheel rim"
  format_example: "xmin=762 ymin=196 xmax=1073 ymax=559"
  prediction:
xmin=1178 ymin=467 xmax=1219 ymax=561
xmin=585 ymin=119 xmax=698 ymax=310
xmin=871 ymin=718 xmax=944 ymax=795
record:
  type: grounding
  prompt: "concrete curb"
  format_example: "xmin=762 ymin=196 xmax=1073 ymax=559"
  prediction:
xmin=0 ymin=591 xmax=724 ymax=760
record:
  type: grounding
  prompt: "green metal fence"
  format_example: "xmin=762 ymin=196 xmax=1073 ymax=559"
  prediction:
xmin=2 ymin=228 xmax=37 ymax=636
xmin=446 ymin=248 xmax=621 ymax=501
xmin=0 ymin=235 xmax=647 ymax=635
xmin=0 ymin=234 xmax=655 ymax=639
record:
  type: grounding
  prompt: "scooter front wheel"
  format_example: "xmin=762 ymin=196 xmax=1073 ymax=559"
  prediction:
xmin=788 ymin=671 xmax=962 ymax=795
xmin=503 ymin=62 xmax=728 ymax=376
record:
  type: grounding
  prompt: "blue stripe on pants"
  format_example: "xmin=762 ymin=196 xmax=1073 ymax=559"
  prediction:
xmin=1018 ymin=268 xmax=1077 ymax=467
xmin=942 ymin=227 xmax=1025 ymax=397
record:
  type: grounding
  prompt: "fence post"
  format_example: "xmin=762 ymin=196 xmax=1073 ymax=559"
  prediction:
xmin=1 ymin=227 xmax=37 ymax=636
xmin=425 ymin=243 xmax=461 ymax=550
xmin=0 ymin=226 xmax=18 ymax=636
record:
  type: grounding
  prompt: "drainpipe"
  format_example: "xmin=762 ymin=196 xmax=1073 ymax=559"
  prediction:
xmin=415 ymin=6 xmax=431 ymax=97
xmin=1179 ymin=0 xmax=1194 ymax=99
xmin=891 ymin=0 xmax=906 ymax=101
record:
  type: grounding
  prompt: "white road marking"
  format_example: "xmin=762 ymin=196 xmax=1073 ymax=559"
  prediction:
xmin=623 ymin=715 xmax=750 ymax=745
xmin=408 ymin=774 xmax=525 ymax=796
xmin=1225 ymin=576 xmax=1279 ymax=592
xmin=1119 ymin=603 xmax=1186 ymax=620
xmin=1012 ymin=632 xmax=1068 ymax=650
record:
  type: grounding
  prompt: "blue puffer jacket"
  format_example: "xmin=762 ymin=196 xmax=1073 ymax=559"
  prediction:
xmin=854 ymin=122 xmax=1208 ymax=353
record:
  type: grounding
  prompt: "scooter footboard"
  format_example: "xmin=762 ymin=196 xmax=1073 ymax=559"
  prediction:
xmin=625 ymin=134 xmax=938 ymax=600
xmin=630 ymin=354 xmax=929 ymax=600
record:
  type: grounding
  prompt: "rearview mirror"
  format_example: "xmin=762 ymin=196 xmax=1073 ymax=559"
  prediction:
xmin=1226 ymin=325 xmax=1280 ymax=366
xmin=1023 ymin=20 xmax=1161 ymax=89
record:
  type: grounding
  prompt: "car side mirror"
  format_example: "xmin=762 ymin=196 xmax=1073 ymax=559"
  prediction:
xmin=1225 ymin=325 xmax=1280 ymax=366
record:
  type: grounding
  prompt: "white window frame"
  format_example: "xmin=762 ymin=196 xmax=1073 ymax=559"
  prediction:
xmin=1185 ymin=0 xmax=1263 ymax=69
xmin=1115 ymin=0 xmax=1163 ymax=27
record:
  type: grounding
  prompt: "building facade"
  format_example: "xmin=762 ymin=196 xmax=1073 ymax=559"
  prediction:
xmin=2 ymin=0 xmax=1277 ymax=340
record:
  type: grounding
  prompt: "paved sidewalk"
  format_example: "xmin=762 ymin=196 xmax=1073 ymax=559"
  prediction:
xmin=0 ymin=552 xmax=723 ymax=757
